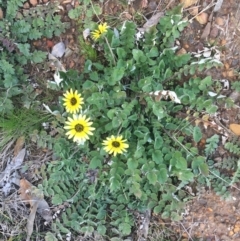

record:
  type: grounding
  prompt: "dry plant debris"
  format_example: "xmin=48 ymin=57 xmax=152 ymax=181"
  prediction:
xmin=19 ymin=179 xmax=52 ymax=240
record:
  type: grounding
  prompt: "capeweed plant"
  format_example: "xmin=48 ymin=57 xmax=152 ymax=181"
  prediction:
xmin=0 ymin=0 xmax=68 ymax=114
xmin=42 ymin=6 xmax=223 ymax=239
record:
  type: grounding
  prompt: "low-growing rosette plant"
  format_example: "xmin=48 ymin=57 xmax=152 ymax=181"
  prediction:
xmin=42 ymin=7 xmax=223 ymax=238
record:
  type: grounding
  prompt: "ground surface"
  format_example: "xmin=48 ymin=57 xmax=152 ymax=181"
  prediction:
xmin=1 ymin=0 xmax=240 ymax=240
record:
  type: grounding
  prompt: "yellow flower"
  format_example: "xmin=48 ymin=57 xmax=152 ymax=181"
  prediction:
xmin=91 ymin=22 xmax=109 ymax=41
xmin=64 ymin=114 xmax=95 ymax=144
xmin=102 ymin=135 xmax=129 ymax=156
xmin=63 ymin=89 xmax=83 ymax=114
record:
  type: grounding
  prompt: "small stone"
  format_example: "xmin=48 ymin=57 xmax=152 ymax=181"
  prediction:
xmin=234 ymin=225 xmax=240 ymax=233
xmin=210 ymin=26 xmax=219 ymax=38
xmin=176 ymin=48 xmax=187 ymax=55
xmin=69 ymin=60 xmax=75 ymax=68
xmin=231 ymin=58 xmax=239 ymax=67
xmin=30 ymin=0 xmax=38 ymax=6
xmin=66 ymin=4 xmax=73 ymax=11
xmin=220 ymin=39 xmax=227 ymax=46
xmin=148 ymin=1 xmax=157 ymax=11
xmin=215 ymin=17 xmax=224 ymax=26
xmin=196 ymin=12 xmax=208 ymax=24
xmin=23 ymin=2 xmax=30 ymax=8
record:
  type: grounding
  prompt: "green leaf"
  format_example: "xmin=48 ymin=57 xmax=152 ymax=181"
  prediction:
xmin=110 ymin=238 xmax=122 ymax=241
xmin=119 ymin=222 xmax=131 ymax=235
xmin=68 ymin=6 xmax=82 ymax=19
xmin=178 ymin=170 xmax=194 ymax=181
xmin=193 ymin=126 xmax=202 ymax=143
xmin=199 ymin=163 xmax=209 ymax=176
xmin=132 ymin=49 xmax=147 ymax=63
xmin=89 ymin=156 xmax=102 ymax=168
xmin=83 ymin=80 xmax=95 ymax=89
xmin=31 ymin=50 xmax=47 ymax=63
xmin=117 ymin=47 xmax=127 ymax=59
xmin=89 ymin=72 xmax=99 ymax=81
xmin=52 ymin=194 xmax=62 ymax=205
xmin=164 ymin=68 xmax=172 ymax=79
xmin=147 ymin=171 xmax=157 ymax=185
xmin=138 ymin=77 xmax=152 ymax=92
xmin=154 ymin=136 xmax=163 ymax=149
xmin=110 ymin=177 xmax=120 ymax=192
xmin=97 ymin=225 xmax=106 ymax=235
xmin=176 ymin=157 xmax=187 ymax=170
xmin=153 ymin=205 xmax=163 ymax=214
xmin=127 ymin=158 xmax=138 ymax=169
xmin=157 ymin=168 xmax=168 ymax=184
xmin=171 ymin=212 xmax=182 ymax=221
xmin=152 ymin=150 xmax=163 ymax=164
xmin=147 ymin=46 xmax=159 ymax=57
xmin=192 ymin=156 xmax=205 ymax=170
xmin=206 ymin=104 xmax=218 ymax=114
xmin=130 ymin=183 xmax=142 ymax=198
xmin=80 ymin=226 xmax=94 ymax=234
xmin=17 ymin=43 xmax=31 ymax=57
xmin=45 ymin=232 xmax=58 ymax=241
xmin=109 ymin=67 xmax=125 ymax=86
xmin=112 ymin=116 xmax=121 ymax=128
xmin=161 ymin=211 xmax=170 ymax=219
xmin=199 ymin=76 xmax=212 ymax=90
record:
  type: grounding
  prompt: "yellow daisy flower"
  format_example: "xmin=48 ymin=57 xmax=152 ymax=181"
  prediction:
xmin=64 ymin=114 xmax=95 ymax=144
xmin=91 ymin=22 xmax=109 ymax=41
xmin=102 ymin=135 xmax=129 ymax=156
xmin=63 ymin=89 xmax=83 ymax=114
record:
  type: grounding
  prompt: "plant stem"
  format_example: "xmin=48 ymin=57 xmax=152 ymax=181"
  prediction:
xmin=104 ymin=36 xmax=116 ymax=66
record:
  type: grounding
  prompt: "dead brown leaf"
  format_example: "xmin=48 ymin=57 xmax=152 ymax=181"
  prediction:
xmin=200 ymin=22 xmax=211 ymax=39
xmin=14 ymin=136 xmax=25 ymax=156
xmin=19 ymin=178 xmax=32 ymax=203
xmin=189 ymin=6 xmax=198 ymax=16
xmin=141 ymin=0 xmax=148 ymax=8
xmin=19 ymin=179 xmax=52 ymax=240
xmin=229 ymin=124 xmax=240 ymax=135
xmin=121 ymin=12 xmax=132 ymax=20
xmin=26 ymin=201 xmax=39 ymax=241
xmin=19 ymin=179 xmax=52 ymax=218
xmin=140 ymin=12 xmax=164 ymax=32
xmin=176 ymin=48 xmax=187 ymax=55
xmin=179 ymin=0 xmax=198 ymax=8
xmin=196 ymin=12 xmax=208 ymax=24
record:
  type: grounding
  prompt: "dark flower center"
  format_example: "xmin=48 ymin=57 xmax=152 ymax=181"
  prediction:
xmin=112 ymin=141 xmax=120 ymax=148
xmin=75 ymin=124 xmax=84 ymax=132
xmin=70 ymin=97 xmax=77 ymax=105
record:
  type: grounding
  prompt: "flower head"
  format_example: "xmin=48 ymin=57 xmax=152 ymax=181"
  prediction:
xmin=92 ymin=22 xmax=109 ymax=41
xmin=63 ymin=89 xmax=83 ymax=114
xmin=102 ymin=135 xmax=129 ymax=156
xmin=64 ymin=114 xmax=95 ymax=144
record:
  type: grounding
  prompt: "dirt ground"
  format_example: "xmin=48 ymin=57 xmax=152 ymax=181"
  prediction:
xmin=1 ymin=0 xmax=240 ymax=240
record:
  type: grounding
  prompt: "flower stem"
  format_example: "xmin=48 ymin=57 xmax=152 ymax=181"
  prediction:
xmin=104 ymin=36 xmax=116 ymax=66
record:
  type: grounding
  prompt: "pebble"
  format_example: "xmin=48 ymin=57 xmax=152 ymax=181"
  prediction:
xmin=30 ymin=0 xmax=38 ymax=6
xmin=215 ymin=16 xmax=224 ymax=26
xmin=210 ymin=26 xmax=219 ymax=38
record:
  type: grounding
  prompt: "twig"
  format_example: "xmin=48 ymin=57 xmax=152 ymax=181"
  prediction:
xmin=179 ymin=222 xmax=194 ymax=241
xmin=189 ymin=1 xmax=216 ymax=22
